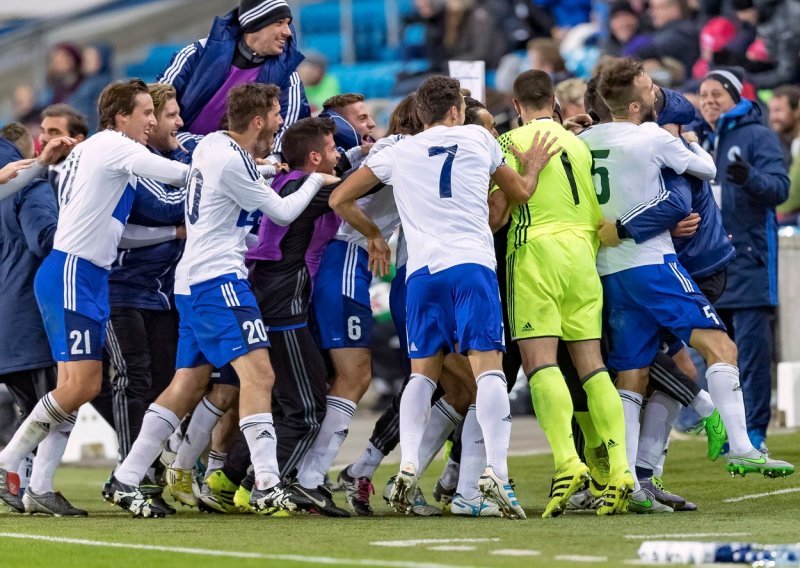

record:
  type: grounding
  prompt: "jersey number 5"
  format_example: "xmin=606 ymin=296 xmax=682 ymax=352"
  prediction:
xmin=590 ymin=149 xmax=611 ymax=205
xmin=428 ymin=145 xmax=459 ymax=198
xmin=186 ymin=169 xmax=204 ymax=224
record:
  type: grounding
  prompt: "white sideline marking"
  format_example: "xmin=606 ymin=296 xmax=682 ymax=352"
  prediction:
xmin=723 ymin=487 xmax=800 ymax=503
xmin=554 ymin=555 xmax=607 ymax=563
xmin=0 ymin=533 xmax=476 ymax=568
xmin=490 ymin=549 xmax=541 ymax=557
xmin=371 ymin=538 xmax=500 ymax=548
xmin=624 ymin=532 xmax=751 ymax=540
xmin=428 ymin=546 xmax=476 ymax=552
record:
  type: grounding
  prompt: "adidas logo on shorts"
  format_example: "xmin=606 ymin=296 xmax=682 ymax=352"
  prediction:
xmin=522 ymin=322 xmax=534 ymax=331
xmin=409 ymin=342 xmax=418 ymax=352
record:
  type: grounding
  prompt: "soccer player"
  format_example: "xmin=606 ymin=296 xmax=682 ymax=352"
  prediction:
xmin=107 ymin=83 xmax=338 ymax=517
xmin=0 ymin=79 xmax=188 ymax=516
xmin=496 ymin=70 xmax=632 ymax=517
xmin=580 ymin=59 xmax=793 ymax=509
xmin=330 ymin=75 xmax=556 ymax=519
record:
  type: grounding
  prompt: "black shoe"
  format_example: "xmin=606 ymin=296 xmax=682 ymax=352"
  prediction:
xmin=289 ymin=482 xmax=350 ymax=517
xmin=338 ymin=466 xmax=374 ymax=516
xmin=23 ymin=489 xmax=88 ymax=517
xmin=250 ymin=482 xmax=312 ymax=513
xmin=0 ymin=468 xmax=24 ymax=513
xmin=140 ymin=482 xmax=176 ymax=515
xmin=107 ymin=475 xmax=171 ymax=518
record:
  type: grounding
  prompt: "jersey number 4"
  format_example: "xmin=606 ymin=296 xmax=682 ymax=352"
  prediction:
xmin=428 ymin=145 xmax=459 ymax=198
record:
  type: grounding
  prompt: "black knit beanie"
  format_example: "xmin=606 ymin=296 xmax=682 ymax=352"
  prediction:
xmin=239 ymin=0 xmax=293 ymax=33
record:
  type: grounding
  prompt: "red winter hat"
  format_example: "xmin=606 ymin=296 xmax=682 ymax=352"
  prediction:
xmin=700 ymin=17 xmax=737 ymax=53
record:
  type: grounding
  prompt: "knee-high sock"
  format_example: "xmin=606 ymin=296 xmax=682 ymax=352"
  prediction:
xmin=206 ymin=450 xmax=227 ymax=477
xmin=456 ymin=405 xmax=484 ymax=500
xmin=574 ymin=411 xmax=602 ymax=450
xmin=636 ymin=391 xmax=681 ymax=480
xmin=706 ymin=363 xmax=753 ymax=455
xmin=398 ymin=374 xmax=437 ymax=471
xmin=348 ymin=441 xmax=385 ymax=480
xmin=654 ymin=438 xmax=670 ymax=478
xmin=417 ymin=398 xmax=463 ymax=476
xmin=0 ymin=393 xmax=69 ymax=470
xmin=618 ymin=389 xmax=643 ymax=491
xmin=584 ymin=371 xmax=629 ymax=473
xmin=28 ymin=412 xmax=78 ymax=494
xmin=172 ymin=397 xmax=224 ymax=470
xmin=240 ymin=413 xmax=280 ymax=490
xmin=475 ymin=370 xmax=511 ymax=481
xmin=297 ymin=396 xmax=356 ymax=488
xmin=114 ymin=403 xmax=179 ymax=486
xmin=690 ymin=389 xmax=715 ymax=419
xmin=529 ymin=365 xmax=576 ymax=471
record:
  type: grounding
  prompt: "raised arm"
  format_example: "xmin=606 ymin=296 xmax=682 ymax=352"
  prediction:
xmin=131 ymin=152 xmax=190 ymax=187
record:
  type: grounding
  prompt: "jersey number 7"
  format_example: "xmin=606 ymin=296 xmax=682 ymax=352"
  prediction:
xmin=428 ymin=145 xmax=459 ymax=198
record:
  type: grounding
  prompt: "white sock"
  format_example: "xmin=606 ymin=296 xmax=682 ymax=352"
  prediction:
xmin=297 ymin=396 xmax=356 ymax=488
xmin=417 ymin=398 xmax=463 ymax=476
xmin=207 ymin=450 xmax=227 ymax=476
xmin=240 ymin=413 xmax=280 ymax=490
xmin=28 ymin=412 xmax=77 ymax=494
xmin=690 ymin=389 xmax=715 ymax=418
xmin=456 ymin=405 xmax=484 ymax=500
xmin=618 ymin=389 xmax=643 ymax=492
xmin=706 ymin=363 xmax=754 ymax=455
xmin=166 ymin=427 xmax=184 ymax=454
xmin=475 ymin=370 xmax=511 ymax=481
xmin=398 ymin=374 xmax=437 ymax=472
xmin=172 ymin=397 xmax=224 ymax=470
xmin=115 ymin=403 xmax=179 ymax=486
xmin=348 ymin=441 xmax=384 ymax=480
xmin=439 ymin=457 xmax=460 ymax=490
xmin=654 ymin=438 xmax=669 ymax=478
xmin=636 ymin=392 xmax=681 ymax=473
xmin=0 ymin=393 xmax=69 ymax=469
xmin=17 ymin=454 xmax=34 ymax=492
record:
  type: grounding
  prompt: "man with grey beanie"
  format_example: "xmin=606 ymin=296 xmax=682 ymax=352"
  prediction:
xmin=158 ymin=0 xmax=309 ymax=153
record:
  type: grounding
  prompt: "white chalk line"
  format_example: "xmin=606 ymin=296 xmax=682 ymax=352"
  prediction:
xmin=0 ymin=533 xmax=479 ymax=568
xmin=723 ymin=486 xmax=800 ymax=503
xmin=624 ymin=532 xmax=751 ymax=540
xmin=490 ymin=549 xmax=541 ymax=557
xmin=554 ymin=555 xmax=608 ymax=563
xmin=371 ymin=538 xmax=500 ymax=548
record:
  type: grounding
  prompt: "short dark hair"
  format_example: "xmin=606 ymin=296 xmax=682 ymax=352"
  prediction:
xmin=463 ymin=97 xmax=487 ymax=126
xmin=387 ymin=93 xmax=423 ymax=135
xmin=226 ymin=83 xmax=281 ymax=133
xmin=281 ymin=117 xmax=336 ymax=170
xmin=772 ymin=85 xmax=800 ymax=111
xmin=98 ymin=79 xmax=151 ymax=130
xmin=1 ymin=122 xmax=32 ymax=155
xmin=416 ymin=75 xmax=462 ymax=125
xmin=322 ymin=93 xmax=365 ymax=111
xmin=598 ymin=58 xmax=645 ymax=116
xmin=41 ymin=103 xmax=89 ymax=138
xmin=584 ymin=76 xmax=612 ymax=123
xmin=513 ymin=70 xmax=554 ymax=110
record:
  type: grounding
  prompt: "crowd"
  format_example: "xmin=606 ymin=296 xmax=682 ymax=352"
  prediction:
xmin=0 ymin=0 xmax=797 ymax=521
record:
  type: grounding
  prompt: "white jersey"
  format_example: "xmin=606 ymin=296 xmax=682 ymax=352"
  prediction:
xmin=366 ymin=124 xmax=504 ymax=277
xmin=54 ymin=130 xmax=151 ymax=269
xmin=335 ymin=134 xmax=404 ymax=249
xmin=579 ymin=122 xmax=696 ymax=276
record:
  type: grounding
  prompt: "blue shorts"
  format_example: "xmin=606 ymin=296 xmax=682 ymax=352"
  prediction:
xmin=312 ymin=240 xmax=373 ymax=349
xmin=211 ymin=364 xmax=240 ymax=387
xmin=390 ymin=264 xmax=408 ymax=353
xmin=176 ymin=274 xmax=269 ymax=369
xmin=405 ymin=264 xmax=505 ymax=358
xmin=602 ymin=255 xmax=726 ymax=371
xmin=34 ymin=250 xmax=109 ymax=362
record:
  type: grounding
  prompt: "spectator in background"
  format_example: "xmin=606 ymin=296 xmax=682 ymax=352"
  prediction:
xmin=555 ymin=78 xmax=587 ymax=120
xmin=731 ymin=0 xmax=800 ymax=88
xmin=497 ymin=37 xmax=571 ymax=94
xmin=38 ymin=104 xmax=89 ymax=190
xmin=157 ymin=0 xmax=309 ymax=153
xmin=697 ymin=69 xmax=789 ymax=451
xmin=767 ymin=86 xmax=800 ymax=165
xmin=45 ymin=43 xmax=84 ymax=106
xmin=297 ymin=51 xmax=341 ymax=114
xmin=603 ymin=1 xmax=647 ymax=58
xmin=68 ymin=43 xmax=114 ymax=133
xmin=12 ymin=84 xmax=40 ymax=133
xmin=0 ymin=123 xmax=60 ymax=505
xmin=533 ymin=0 xmax=592 ymax=38
xmin=637 ymin=0 xmax=700 ymax=74
xmin=692 ymin=16 xmax=752 ymax=80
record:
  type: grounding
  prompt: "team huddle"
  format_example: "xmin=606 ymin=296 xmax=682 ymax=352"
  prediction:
xmin=0 ymin=55 xmax=795 ymax=522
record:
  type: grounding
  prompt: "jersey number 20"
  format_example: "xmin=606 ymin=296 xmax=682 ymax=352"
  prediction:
xmin=428 ymin=145 xmax=459 ymax=198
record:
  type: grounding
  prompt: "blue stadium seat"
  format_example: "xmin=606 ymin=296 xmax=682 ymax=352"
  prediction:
xmin=302 ymin=33 xmax=342 ymax=64
xmin=299 ymin=2 xmax=340 ymax=35
xmin=125 ymin=43 xmax=185 ymax=82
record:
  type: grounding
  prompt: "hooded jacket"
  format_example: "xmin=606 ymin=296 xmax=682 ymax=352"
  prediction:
xmin=0 ymin=139 xmax=58 ymax=373
xmin=157 ymin=9 xmax=309 ymax=152
xmin=701 ymin=99 xmax=789 ymax=308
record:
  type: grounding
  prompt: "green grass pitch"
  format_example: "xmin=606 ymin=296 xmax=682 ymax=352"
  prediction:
xmin=1 ymin=431 xmax=798 ymax=568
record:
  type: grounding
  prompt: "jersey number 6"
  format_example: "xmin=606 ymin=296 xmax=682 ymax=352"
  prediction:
xmin=428 ymin=145 xmax=459 ymax=198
